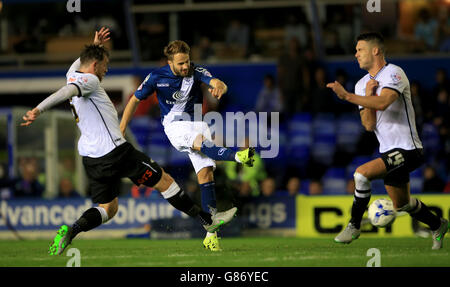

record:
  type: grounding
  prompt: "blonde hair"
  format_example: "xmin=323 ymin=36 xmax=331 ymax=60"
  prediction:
xmin=164 ymin=40 xmax=190 ymax=60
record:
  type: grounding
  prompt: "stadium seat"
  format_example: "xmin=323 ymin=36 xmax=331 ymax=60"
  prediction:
xmin=322 ymin=167 xmax=347 ymax=195
xmin=147 ymin=139 xmax=171 ymax=167
xmin=287 ymin=131 xmax=312 ymax=166
xmin=410 ymin=167 xmax=424 ymax=194
xmin=288 ymin=112 xmax=312 ymax=134
xmin=312 ymin=113 xmax=335 ymax=136
xmin=371 ymin=179 xmax=385 ymax=194
xmin=346 ymin=155 xmax=372 ymax=179
xmin=167 ymin=146 xmax=191 ymax=167
xmin=284 ymin=114 xmax=311 ymax=167
xmin=264 ymin=124 xmax=288 ymax=168
xmin=311 ymin=113 xmax=336 ymax=166
xmin=311 ymin=134 xmax=336 ymax=166
xmin=336 ymin=113 xmax=363 ymax=153
xmin=421 ymin=123 xmax=441 ymax=160
xmin=128 ymin=117 xmax=161 ymax=148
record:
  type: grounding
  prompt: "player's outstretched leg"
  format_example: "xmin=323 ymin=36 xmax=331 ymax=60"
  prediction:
xmin=197 ymin=137 xmax=256 ymax=167
xmin=431 ymin=218 xmax=449 ymax=250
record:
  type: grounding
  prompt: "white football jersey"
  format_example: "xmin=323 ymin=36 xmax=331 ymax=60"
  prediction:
xmin=66 ymin=59 xmax=126 ymax=158
xmin=355 ymin=63 xmax=423 ymax=153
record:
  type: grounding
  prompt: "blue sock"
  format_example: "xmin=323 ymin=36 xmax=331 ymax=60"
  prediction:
xmin=200 ymin=181 xmax=216 ymax=213
xmin=200 ymin=140 xmax=236 ymax=161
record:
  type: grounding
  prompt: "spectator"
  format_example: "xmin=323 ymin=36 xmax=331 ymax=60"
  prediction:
xmin=432 ymin=88 xmax=450 ymax=148
xmin=334 ymin=69 xmax=355 ymax=114
xmin=57 ymin=177 xmax=81 ymax=199
xmin=254 ymin=74 xmax=283 ymax=114
xmin=225 ymin=19 xmax=249 ymax=58
xmin=284 ymin=13 xmax=309 ymax=49
xmin=410 ymin=81 xmax=424 ymax=130
xmin=437 ymin=8 xmax=450 ymax=52
xmin=126 ymin=75 xmax=160 ymax=119
xmin=308 ymin=66 xmax=333 ymax=114
xmin=423 ymin=166 xmax=445 ymax=193
xmin=277 ymin=37 xmax=308 ymax=115
xmin=197 ymin=36 xmax=215 ymax=62
xmin=286 ymin=177 xmax=300 ymax=196
xmin=308 ymin=179 xmax=323 ymax=195
xmin=432 ymin=68 xmax=450 ymax=99
xmin=325 ymin=30 xmax=346 ymax=56
xmin=130 ymin=185 xmax=159 ymax=199
xmin=0 ymin=163 xmax=12 ymax=200
xmin=12 ymin=158 xmax=44 ymax=198
xmin=414 ymin=8 xmax=438 ymax=51
xmin=260 ymin=177 xmax=276 ymax=197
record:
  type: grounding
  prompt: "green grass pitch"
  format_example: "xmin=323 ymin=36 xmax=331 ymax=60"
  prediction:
xmin=0 ymin=237 xmax=449 ymax=267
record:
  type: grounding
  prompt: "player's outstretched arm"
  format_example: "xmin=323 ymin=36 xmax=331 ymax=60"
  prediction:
xmin=21 ymin=85 xmax=79 ymax=127
xmin=327 ymin=81 xmax=397 ymax=111
xmin=21 ymin=108 xmax=41 ymax=126
xmin=120 ymin=95 xmax=140 ymax=136
xmin=208 ymin=78 xmax=228 ymax=100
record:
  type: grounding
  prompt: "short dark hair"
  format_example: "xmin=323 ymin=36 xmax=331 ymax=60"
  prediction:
xmin=357 ymin=32 xmax=385 ymax=54
xmin=80 ymin=44 xmax=109 ymax=65
xmin=164 ymin=40 xmax=190 ymax=60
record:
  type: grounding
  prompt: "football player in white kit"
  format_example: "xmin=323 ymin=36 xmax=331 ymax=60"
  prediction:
xmin=327 ymin=32 xmax=449 ymax=249
xmin=21 ymin=28 xmax=236 ymax=256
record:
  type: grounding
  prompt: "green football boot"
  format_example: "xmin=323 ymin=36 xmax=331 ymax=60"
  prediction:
xmin=203 ymin=233 xmax=222 ymax=252
xmin=432 ymin=218 xmax=449 ymax=250
xmin=236 ymin=147 xmax=255 ymax=167
xmin=48 ymin=225 xmax=73 ymax=255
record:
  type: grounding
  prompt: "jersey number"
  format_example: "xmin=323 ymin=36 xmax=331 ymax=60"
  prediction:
xmin=387 ymin=151 xmax=405 ymax=167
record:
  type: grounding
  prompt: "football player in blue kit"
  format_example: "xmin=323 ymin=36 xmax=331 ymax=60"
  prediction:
xmin=120 ymin=40 xmax=255 ymax=251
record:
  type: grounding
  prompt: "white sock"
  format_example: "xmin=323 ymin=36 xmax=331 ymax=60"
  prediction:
xmin=235 ymin=153 xmax=241 ymax=163
xmin=95 ymin=206 xmax=109 ymax=223
xmin=161 ymin=181 xmax=181 ymax=199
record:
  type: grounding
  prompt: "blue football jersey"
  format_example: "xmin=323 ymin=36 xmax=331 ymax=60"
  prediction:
xmin=135 ymin=63 xmax=214 ymax=125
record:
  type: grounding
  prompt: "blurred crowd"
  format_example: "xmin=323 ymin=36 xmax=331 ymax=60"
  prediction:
xmin=0 ymin=47 xmax=448 ymax=202
xmin=0 ymin=1 xmax=448 ymax=203
xmin=1 ymin=2 xmax=449 ymax=62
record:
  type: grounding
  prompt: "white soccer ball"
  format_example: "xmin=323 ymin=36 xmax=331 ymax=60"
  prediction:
xmin=368 ymin=198 xmax=396 ymax=227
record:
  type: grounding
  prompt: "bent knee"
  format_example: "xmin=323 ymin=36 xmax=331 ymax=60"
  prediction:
xmin=353 ymin=171 xmax=371 ymax=191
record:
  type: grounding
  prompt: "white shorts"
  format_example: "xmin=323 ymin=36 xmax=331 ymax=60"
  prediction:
xmin=164 ymin=120 xmax=216 ymax=174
